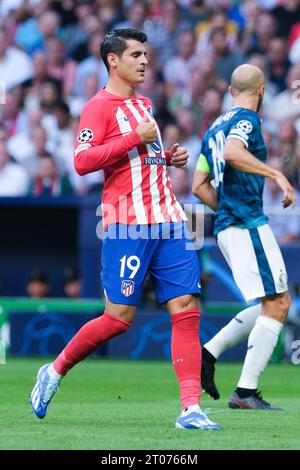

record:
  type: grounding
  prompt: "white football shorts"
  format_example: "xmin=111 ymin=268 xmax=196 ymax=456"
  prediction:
xmin=217 ymin=224 xmax=288 ymax=303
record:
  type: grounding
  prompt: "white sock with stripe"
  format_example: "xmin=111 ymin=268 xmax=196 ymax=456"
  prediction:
xmin=204 ymin=304 xmax=261 ymax=359
xmin=237 ymin=315 xmax=283 ymax=389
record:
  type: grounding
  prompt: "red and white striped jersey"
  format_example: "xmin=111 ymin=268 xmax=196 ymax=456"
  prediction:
xmin=74 ymin=88 xmax=186 ymax=228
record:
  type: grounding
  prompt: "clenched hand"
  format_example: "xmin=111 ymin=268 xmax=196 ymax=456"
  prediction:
xmin=136 ymin=115 xmax=157 ymax=145
xmin=169 ymin=143 xmax=189 ymax=168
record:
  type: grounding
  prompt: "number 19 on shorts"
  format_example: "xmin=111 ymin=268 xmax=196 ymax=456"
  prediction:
xmin=120 ymin=255 xmax=141 ymax=279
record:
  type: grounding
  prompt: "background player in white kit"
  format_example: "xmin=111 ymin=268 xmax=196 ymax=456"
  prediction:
xmin=193 ymin=64 xmax=296 ymax=409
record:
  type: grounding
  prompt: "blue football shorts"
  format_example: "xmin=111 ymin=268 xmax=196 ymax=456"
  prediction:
xmin=101 ymin=222 xmax=201 ymax=305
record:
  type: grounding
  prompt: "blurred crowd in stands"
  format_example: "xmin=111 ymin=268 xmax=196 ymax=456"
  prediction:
xmin=1 ymin=0 xmax=300 ymax=241
xmin=24 ymin=267 xmax=82 ymax=298
xmin=0 ymin=266 xmax=82 ymax=297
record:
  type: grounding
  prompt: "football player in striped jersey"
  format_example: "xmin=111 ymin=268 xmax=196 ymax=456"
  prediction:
xmin=29 ymin=29 xmax=220 ymax=430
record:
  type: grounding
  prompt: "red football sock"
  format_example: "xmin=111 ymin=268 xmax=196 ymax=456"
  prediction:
xmin=53 ymin=311 xmax=130 ymax=376
xmin=171 ymin=309 xmax=201 ymax=409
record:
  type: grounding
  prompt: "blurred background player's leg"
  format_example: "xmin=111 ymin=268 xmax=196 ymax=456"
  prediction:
xmin=202 ymin=304 xmax=261 ymax=399
xmin=229 ymin=291 xmax=290 ymax=410
xmin=202 ymin=223 xmax=290 ymax=408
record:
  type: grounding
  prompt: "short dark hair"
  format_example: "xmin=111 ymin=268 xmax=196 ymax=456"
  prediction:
xmin=64 ymin=266 xmax=79 ymax=283
xmin=28 ymin=269 xmax=49 ymax=284
xmin=54 ymin=100 xmax=70 ymax=114
xmin=100 ymin=28 xmax=147 ymax=71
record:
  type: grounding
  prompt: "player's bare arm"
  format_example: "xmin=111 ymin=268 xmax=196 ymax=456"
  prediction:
xmin=224 ymin=138 xmax=296 ymax=208
xmin=192 ymin=170 xmax=218 ymax=211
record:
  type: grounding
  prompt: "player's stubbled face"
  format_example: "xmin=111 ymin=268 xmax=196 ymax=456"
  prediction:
xmin=117 ymin=40 xmax=148 ymax=85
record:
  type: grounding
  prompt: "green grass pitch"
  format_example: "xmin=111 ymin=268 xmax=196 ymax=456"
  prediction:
xmin=0 ymin=358 xmax=299 ymax=450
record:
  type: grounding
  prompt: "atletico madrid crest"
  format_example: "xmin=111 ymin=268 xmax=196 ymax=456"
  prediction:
xmin=121 ymin=280 xmax=135 ymax=297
